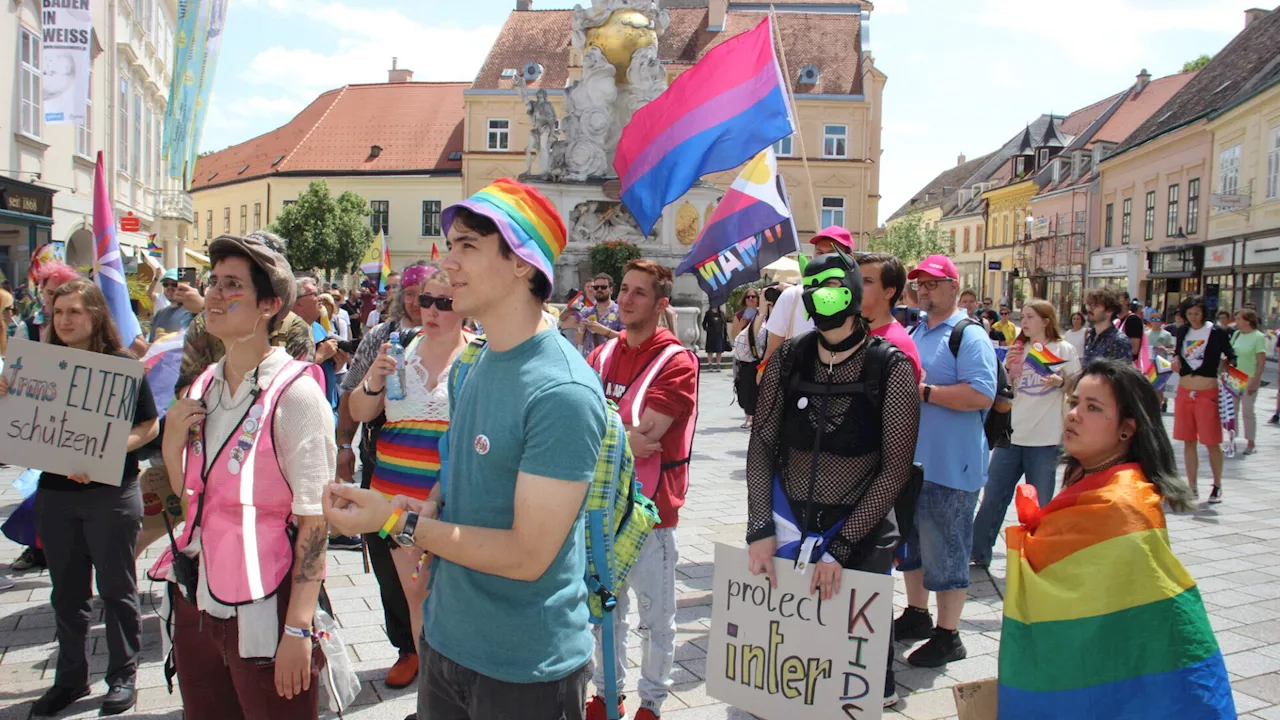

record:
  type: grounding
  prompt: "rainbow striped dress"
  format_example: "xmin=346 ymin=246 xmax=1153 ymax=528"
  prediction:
xmin=371 ymin=336 xmax=449 ymax=501
xmin=999 ymin=464 xmax=1235 ymax=719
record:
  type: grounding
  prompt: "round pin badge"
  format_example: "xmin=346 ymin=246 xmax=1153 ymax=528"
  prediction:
xmin=249 ymin=405 xmax=264 ymax=419
xmin=230 ymin=447 xmax=246 ymax=463
xmin=242 ymin=418 xmax=259 ymax=434
xmin=238 ymin=436 xmax=253 ymax=450
xmin=798 ymin=397 xmax=809 ymax=410
xmin=191 ymin=440 xmax=203 ymax=456
xmin=228 ymin=459 xmax=242 ymax=474
xmin=474 ymin=434 xmax=491 ymax=456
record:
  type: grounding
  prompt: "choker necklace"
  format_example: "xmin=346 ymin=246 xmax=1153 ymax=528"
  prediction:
xmin=818 ymin=329 xmax=864 ymax=353
xmin=1083 ymin=456 xmax=1128 ymax=476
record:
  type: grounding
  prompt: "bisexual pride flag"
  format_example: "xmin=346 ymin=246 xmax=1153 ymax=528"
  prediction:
xmin=615 ymin=16 xmax=794 ymax=234
xmin=1024 ymin=342 xmax=1066 ymax=377
xmin=999 ymin=464 xmax=1234 ymax=720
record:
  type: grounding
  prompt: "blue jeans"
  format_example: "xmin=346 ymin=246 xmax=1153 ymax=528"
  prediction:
xmin=899 ymin=482 xmax=980 ymax=592
xmin=971 ymin=444 xmax=1059 ymax=566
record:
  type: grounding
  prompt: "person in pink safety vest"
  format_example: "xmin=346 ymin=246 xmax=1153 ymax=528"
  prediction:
xmin=585 ymin=259 xmax=699 ymax=720
xmin=150 ymin=234 xmax=336 ymax=720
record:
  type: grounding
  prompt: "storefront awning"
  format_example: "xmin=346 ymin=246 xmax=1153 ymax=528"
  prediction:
xmin=185 ymin=248 xmax=209 ymax=267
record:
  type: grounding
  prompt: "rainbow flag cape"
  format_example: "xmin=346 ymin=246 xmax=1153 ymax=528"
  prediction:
xmin=614 ymin=16 xmax=794 ymax=234
xmin=999 ymin=465 xmax=1234 ymax=719
xmin=1222 ymin=364 xmax=1249 ymax=397
xmin=1024 ymin=342 xmax=1066 ymax=377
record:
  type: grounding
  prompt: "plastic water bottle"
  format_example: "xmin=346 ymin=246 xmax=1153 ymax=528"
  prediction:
xmin=385 ymin=331 xmax=406 ymax=400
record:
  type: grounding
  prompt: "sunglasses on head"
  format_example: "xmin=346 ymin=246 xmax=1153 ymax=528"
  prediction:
xmin=418 ymin=293 xmax=454 ymax=312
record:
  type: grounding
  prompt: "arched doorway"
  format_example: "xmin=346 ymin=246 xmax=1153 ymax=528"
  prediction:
xmin=65 ymin=227 xmax=93 ymax=270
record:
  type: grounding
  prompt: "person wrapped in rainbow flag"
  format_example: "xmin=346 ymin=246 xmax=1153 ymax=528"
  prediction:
xmin=998 ymin=358 xmax=1234 ymax=719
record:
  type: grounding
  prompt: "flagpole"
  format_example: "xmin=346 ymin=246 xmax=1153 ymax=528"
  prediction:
xmin=770 ymin=6 xmax=821 ymax=235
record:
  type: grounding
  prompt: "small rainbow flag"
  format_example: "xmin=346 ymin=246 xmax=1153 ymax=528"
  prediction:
xmin=1000 ymin=465 xmax=1235 ymax=719
xmin=1223 ymin=364 xmax=1250 ymax=396
xmin=1151 ymin=354 xmax=1173 ymax=391
xmin=378 ymin=232 xmax=392 ymax=293
xmin=147 ymin=235 xmax=163 ymax=258
xmin=1024 ymin=342 xmax=1067 ymax=376
xmin=430 ymin=242 xmax=440 ymax=261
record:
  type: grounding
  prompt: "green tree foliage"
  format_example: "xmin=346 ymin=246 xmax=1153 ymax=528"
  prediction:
xmin=587 ymin=240 xmax=643 ymax=289
xmin=1182 ymin=54 xmax=1212 ymax=72
xmin=270 ymin=180 xmax=374 ymax=280
xmin=866 ymin=211 xmax=952 ymax=266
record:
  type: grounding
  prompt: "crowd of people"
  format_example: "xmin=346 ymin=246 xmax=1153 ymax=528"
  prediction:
xmin=0 ymin=178 xmax=1257 ymax=719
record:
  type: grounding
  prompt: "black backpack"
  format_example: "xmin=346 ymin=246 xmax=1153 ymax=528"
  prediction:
xmin=911 ymin=318 xmax=1015 ymax=449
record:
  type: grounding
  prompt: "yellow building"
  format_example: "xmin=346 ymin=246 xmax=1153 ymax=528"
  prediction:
xmin=1205 ymin=68 xmax=1280 ymax=318
xmin=982 ymin=178 xmax=1037 ymax=307
xmin=190 ymin=77 xmax=467 ymax=272
xmin=465 ymin=0 xmax=885 ymax=247
xmin=888 ymin=152 xmax=994 ymax=286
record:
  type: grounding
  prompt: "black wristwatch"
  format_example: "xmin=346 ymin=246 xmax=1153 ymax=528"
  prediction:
xmin=393 ymin=511 xmax=419 ymax=548
xmin=363 ymin=378 xmax=385 ymax=396
xmin=923 ymin=384 xmax=934 ymax=404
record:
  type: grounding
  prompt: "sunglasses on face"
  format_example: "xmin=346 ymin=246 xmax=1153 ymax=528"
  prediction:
xmin=162 ymin=282 xmax=177 ymax=289
xmin=418 ymin=293 xmax=454 ymax=312
xmin=745 ymin=294 xmax=758 ymax=300
xmin=593 ymin=284 xmax=611 ymax=291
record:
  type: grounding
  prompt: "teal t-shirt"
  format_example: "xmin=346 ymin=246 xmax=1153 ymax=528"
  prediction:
xmin=1231 ymin=329 xmax=1268 ymax=379
xmin=424 ymin=329 xmax=606 ymax=683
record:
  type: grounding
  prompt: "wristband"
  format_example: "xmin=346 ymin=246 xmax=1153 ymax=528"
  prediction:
xmin=283 ymin=624 xmax=329 ymax=640
xmin=379 ymin=507 xmax=404 ymax=539
xmin=338 ymin=443 xmax=353 ymax=451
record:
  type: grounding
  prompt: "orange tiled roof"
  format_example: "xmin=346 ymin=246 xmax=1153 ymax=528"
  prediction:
xmin=191 ymin=82 xmax=468 ymax=192
xmin=472 ymin=7 xmax=863 ymax=96
xmin=1090 ymin=72 xmax=1197 ymax=146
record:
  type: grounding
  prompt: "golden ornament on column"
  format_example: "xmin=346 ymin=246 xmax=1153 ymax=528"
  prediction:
xmin=584 ymin=9 xmax=658 ymax=84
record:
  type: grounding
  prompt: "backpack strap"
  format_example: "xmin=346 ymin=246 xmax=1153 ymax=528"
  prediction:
xmin=448 ymin=336 xmax=488 ymax=400
xmin=947 ymin=318 xmax=979 ymax=358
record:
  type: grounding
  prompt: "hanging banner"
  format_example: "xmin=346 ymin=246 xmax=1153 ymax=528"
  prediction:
xmin=41 ymin=0 xmax=94 ymax=125
xmin=184 ymin=0 xmax=229 ymax=189
xmin=0 ymin=338 xmax=144 ymax=486
xmin=163 ymin=0 xmax=204 ymax=182
xmin=694 ymin=177 xmax=799 ymax=307
xmin=707 ymin=544 xmax=894 ymax=720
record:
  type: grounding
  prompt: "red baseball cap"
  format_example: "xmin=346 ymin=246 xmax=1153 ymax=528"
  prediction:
xmin=907 ymin=254 xmax=959 ymax=281
xmin=810 ymin=226 xmax=854 ymax=251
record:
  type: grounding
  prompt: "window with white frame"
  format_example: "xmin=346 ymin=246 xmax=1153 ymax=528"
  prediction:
xmin=153 ymin=116 xmax=162 ymax=186
xmin=370 ymin=201 xmax=390 ymax=234
xmin=133 ymin=85 xmax=143 ymax=176
xmin=773 ymin=134 xmax=794 ymax=157
xmin=254 ymin=203 xmax=262 ymax=230
xmin=1267 ymin=127 xmax=1280 ymax=200
xmin=143 ymin=108 xmax=153 ymax=185
xmin=487 ymin=119 xmax=509 ymax=151
xmin=1219 ymin=145 xmax=1241 ymax=196
xmin=823 ymin=125 xmax=848 ymax=158
xmin=820 ymin=197 xmax=845 ymax=227
xmin=118 ymin=66 xmax=130 ymax=172
xmin=19 ymin=28 xmax=41 ymax=137
xmin=422 ymin=201 xmax=442 ymax=236
xmin=239 ymin=205 xmax=247 ymax=234
xmin=1187 ymin=178 xmax=1201 ymax=234
xmin=76 ymin=67 xmax=93 ymax=156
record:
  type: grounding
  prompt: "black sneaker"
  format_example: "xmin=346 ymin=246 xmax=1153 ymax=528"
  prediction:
xmin=329 ymin=535 xmax=363 ymax=551
xmin=1269 ymin=413 xmax=1280 ymax=425
xmin=907 ymin=628 xmax=967 ymax=667
xmin=893 ymin=607 xmax=933 ymax=642
xmin=101 ymin=684 xmax=136 ymax=716
xmin=11 ymin=546 xmax=45 ymax=572
xmin=30 ymin=685 xmax=90 ymax=717
xmin=1208 ymin=486 xmax=1223 ymax=504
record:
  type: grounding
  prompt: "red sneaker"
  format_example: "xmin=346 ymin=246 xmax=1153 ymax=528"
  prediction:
xmin=385 ymin=651 xmax=418 ymax=689
xmin=585 ymin=694 xmax=626 ymax=720
xmin=634 ymin=708 xmax=659 ymax=720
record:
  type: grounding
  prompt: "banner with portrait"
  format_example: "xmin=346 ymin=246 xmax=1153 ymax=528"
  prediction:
xmin=41 ymin=0 xmax=94 ymax=125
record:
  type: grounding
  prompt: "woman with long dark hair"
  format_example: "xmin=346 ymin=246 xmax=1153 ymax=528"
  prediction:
xmin=1170 ymin=295 xmax=1235 ymax=503
xmin=997 ymin=360 xmax=1231 ymax=718
xmin=0 ymin=279 xmax=160 ymax=717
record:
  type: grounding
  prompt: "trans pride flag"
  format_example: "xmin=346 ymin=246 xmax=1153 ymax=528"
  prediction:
xmin=999 ymin=465 xmax=1234 ymax=720
xmin=93 ymin=151 xmax=143 ymax=345
xmin=615 ymin=16 xmax=794 ymax=234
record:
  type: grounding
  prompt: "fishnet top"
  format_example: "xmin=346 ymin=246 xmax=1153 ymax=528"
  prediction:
xmin=746 ymin=337 xmax=921 ymax=567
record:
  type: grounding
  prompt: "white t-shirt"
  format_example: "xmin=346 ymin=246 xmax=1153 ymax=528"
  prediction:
xmin=764 ymin=284 xmax=814 ymax=339
xmin=1011 ymin=339 xmax=1081 ymax=447
xmin=1182 ymin=323 xmax=1212 ymax=371
xmin=367 ymin=309 xmax=381 ymax=328
xmin=1063 ymin=327 xmax=1087 ymax=360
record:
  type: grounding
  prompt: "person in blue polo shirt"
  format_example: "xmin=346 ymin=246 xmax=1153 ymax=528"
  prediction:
xmin=897 ymin=254 xmax=997 ymax=668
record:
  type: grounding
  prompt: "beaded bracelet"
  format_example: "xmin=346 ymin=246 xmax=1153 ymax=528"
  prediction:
xmin=378 ymin=507 xmax=404 ymax=539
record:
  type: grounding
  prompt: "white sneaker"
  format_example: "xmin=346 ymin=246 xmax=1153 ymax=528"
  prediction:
xmin=0 ymin=576 xmax=15 ymax=591
xmin=883 ymin=691 xmax=899 ymax=708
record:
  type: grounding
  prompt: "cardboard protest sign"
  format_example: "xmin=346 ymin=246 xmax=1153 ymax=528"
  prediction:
xmin=707 ymin=543 xmax=894 ymax=720
xmin=1 ymin=338 xmax=144 ymax=486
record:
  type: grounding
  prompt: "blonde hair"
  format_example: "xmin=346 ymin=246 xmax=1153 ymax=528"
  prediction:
xmin=1016 ymin=299 xmax=1064 ymax=344
xmin=0 ymin=288 xmax=12 ymax=356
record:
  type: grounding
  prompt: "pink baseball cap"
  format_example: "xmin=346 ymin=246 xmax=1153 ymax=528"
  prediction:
xmin=908 ymin=254 xmax=959 ymax=281
xmin=810 ymin=226 xmax=855 ymax=251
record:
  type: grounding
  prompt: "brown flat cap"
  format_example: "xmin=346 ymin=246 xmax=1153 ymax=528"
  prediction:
xmin=207 ymin=233 xmax=296 ymax=326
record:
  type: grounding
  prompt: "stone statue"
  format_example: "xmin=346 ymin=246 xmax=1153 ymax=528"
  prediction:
xmin=516 ymin=79 xmax=559 ymax=178
xmin=562 ymin=47 xmax=617 ymax=181
xmin=610 ymin=44 xmax=667 ymax=164
xmin=570 ymin=200 xmax=648 ymax=245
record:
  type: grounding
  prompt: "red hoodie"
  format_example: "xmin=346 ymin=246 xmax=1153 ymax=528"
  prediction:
xmin=588 ymin=327 xmax=698 ymax=528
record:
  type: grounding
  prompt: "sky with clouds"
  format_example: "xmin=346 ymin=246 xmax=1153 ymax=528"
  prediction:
xmin=202 ymin=0 xmax=1245 ymax=225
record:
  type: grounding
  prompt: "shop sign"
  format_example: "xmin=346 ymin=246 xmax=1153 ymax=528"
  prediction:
xmin=1203 ymin=242 xmax=1241 ymax=270
xmin=1089 ymin=250 xmax=1129 ymax=275
xmin=1030 ymin=217 xmax=1051 ymax=239
xmin=1245 ymin=236 xmax=1280 ymax=266
xmin=1211 ymin=193 xmax=1251 ymax=211
xmin=1 ymin=184 xmax=53 ymax=219
xmin=988 ymin=261 xmax=1003 ymax=270
xmin=120 ymin=213 xmax=141 ymax=233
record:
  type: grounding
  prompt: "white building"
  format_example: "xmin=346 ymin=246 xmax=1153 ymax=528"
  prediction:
xmin=2 ymin=0 xmax=193 ymax=287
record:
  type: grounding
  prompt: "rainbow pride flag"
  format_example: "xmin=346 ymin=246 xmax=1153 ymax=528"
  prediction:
xmin=1222 ymin=364 xmax=1250 ymax=397
xmin=1024 ymin=342 xmax=1066 ymax=376
xmin=999 ymin=465 xmax=1234 ymax=719
xmin=1150 ymin=354 xmax=1173 ymax=391
xmin=379 ymin=233 xmax=392 ymax=293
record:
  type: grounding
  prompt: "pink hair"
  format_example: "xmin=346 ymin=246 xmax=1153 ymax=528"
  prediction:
xmin=35 ymin=261 xmax=80 ymax=290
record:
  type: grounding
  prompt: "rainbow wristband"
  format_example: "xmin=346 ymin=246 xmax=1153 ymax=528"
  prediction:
xmin=378 ymin=508 xmax=404 ymax=539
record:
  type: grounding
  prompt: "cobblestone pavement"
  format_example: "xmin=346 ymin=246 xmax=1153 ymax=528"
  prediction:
xmin=1 ymin=364 xmax=1279 ymax=719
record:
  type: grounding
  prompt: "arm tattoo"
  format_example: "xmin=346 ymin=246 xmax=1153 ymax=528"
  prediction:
xmin=293 ymin=524 xmax=328 ymax=584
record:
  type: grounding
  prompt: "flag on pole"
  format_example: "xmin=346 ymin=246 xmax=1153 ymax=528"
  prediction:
xmin=142 ymin=330 xmax=186 ymax=419
xmin=614 ymin=16 xmax=794 ymax=234
xmin=361 ymin=231 xmax=384 ymax=275
xmin=93 ymin=151 xmax=143 ymax=345
xmin=379 ymin=235 xmax=392 ymax=293
xmin=676 ymin=147 xmax=790 ymax=276
xmin=431 ymin=243 xmax=440 ymax=261
xmin=147 ymin=235 xmax=163 ymax=258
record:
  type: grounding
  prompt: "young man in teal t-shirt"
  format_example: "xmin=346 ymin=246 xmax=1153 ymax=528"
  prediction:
xmin=324 ymin=179 xmax=605 ymax=720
